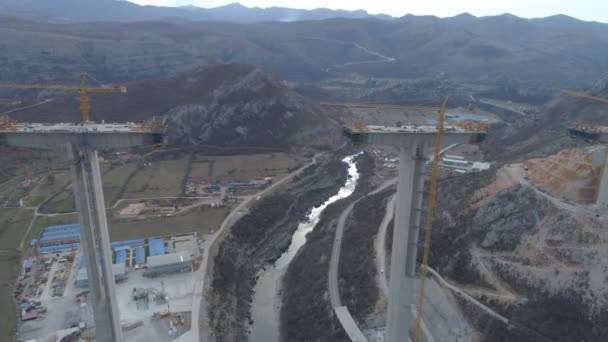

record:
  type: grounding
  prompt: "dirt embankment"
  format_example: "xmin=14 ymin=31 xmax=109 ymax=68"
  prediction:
xmin=525 ymin=148 xmax=600 ymax=203
xmin=280 ymin=153 xmax=375 ymax=342
xmin=207 ymin=153 xmax=348 ymax=341
xmin=427 ymin=165 xmax=608 ymax=341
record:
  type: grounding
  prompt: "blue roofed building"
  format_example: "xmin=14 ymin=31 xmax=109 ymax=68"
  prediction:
xmin=149 ymin=238 xmax=165 ymax=256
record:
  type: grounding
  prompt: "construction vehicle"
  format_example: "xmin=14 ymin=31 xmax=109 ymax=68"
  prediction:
xmin=153 ymin=309 xmax=170 ymax=319
xmin=175 ymin=313 xmax=185 ymax=326
xmin=0 ymin=73 xmax=126 ymax=123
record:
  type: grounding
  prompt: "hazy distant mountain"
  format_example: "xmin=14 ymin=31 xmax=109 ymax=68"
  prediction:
xmin=0 ymin=10 xmax=607 ymax=101
xmin=483 ymin=74 xmax=608 ymax=161
xmin=0 ymin=0 xmax=392 ymax=23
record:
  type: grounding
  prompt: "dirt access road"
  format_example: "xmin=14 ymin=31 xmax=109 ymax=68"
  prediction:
xmin=374 ymin=194 xmax=395 ymax=297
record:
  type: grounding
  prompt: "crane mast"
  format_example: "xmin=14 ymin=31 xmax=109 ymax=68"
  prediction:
xmin=0 ymin=73 xmax=127 ymax=122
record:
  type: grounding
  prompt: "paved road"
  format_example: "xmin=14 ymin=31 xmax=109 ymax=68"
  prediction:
xmin=328 ymin=178 xmax=396 ymax=339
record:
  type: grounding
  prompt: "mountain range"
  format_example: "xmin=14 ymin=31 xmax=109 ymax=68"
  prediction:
xmin=1 ymin=8 xmax=607 ymax=102
xmin=0 ymin=0 xmax=391 ymax=23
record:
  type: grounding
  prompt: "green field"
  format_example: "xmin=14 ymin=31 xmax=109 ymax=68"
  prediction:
xmin=192 ymin=153 xmax=301 ymax=182
xmin=37 ymin=164 xmax=142 ymax=212
xmin=0 ymin=209 xmax=34 ymax=250
xmin=0 ymin=178 xmax=29 ymax=203
xmin=23 ymin=194 xmax=49 ymax=208
xmin=108 ymin=207 xmax=228 ymax=241
xmin=123 ymin=159 xmax=189 ymax=198
xmin=189 ymin=161 xmax=212 ymax=180
xmin=39 ymin=190 xmax=75 ymax=213
xmin=0 ymin=208 xmax=36 ymax=340
xmin=0 ymin=250 xmax=20 ymax=340
xmin=31 ymin=171 xmax=71 ymax=195
xmin=102 ymin=164 xmax=139 ymax=206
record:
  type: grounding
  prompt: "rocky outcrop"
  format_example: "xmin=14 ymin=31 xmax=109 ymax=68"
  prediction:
xmin=472 ymin=185 xmax=546 ymax=250
xmin=165 ymin=65 xmax=333 ymax=147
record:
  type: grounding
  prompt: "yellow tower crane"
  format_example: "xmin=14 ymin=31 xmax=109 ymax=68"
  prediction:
xmin=414 ymin=97 xmax=448 ymax=342
xmin=320 ymin=101 xmax=489 ymax=131
xmin=0 ymin=73 xmax=126 ymax=123
xmin=562 ymin=89 xmax=608 ymax=133
xmin=562 ymin=89 xmax=608 ymax=104
xmin=326 ymin=98 xmax=478 ymax=341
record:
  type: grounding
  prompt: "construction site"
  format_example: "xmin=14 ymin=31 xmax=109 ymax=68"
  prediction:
xmin=1 ymin=6 xmax=608 ymax=341
xmin=18 ymin=225 xmax=202 ymax=341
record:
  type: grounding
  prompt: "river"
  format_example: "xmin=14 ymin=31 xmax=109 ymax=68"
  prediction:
xmin=247 ymin=153 xmax=361 ymax=342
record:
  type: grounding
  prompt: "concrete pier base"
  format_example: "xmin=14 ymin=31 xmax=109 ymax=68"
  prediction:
xmin=342 ymin=123 xmax=486 ymax=342
xmin=386 ymin=145 xmax=425 ymax=342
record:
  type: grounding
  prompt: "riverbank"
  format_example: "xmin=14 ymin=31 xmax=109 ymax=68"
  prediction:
xmin=248 ymin=153 xmax=361 ymax=341
xmin=207 ymin=152 xmax=349 ymax=341
xmin=281 ymin=152 xmax=375 ymax=341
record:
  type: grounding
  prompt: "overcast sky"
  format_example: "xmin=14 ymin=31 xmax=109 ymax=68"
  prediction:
xmin=129 ymin=0 xmax=608 ymax=22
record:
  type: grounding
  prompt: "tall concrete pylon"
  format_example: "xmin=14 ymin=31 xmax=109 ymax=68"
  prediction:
xmin=343 ymin=124 xmax=485 ymax=342
xmin=0 ymin=122 xmax=164 ymax=342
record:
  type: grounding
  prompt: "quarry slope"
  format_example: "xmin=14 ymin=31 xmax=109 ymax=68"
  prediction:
xmin=525 ymin=147 xmax=604 ymax=203
xmin=430 ymin=161 xmax=608 ymax=341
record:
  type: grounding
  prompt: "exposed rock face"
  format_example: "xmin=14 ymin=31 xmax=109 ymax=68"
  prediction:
xmin=165 ymin=66 xmax=332 ymax=147
xmin=472 ymin=185 xmax=546 ymax=250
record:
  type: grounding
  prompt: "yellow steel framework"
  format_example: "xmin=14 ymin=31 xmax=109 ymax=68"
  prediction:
xmin=0 ymin=73 xmax=126 ymax=122
xmin=562 ymin=89 xmax=608 ymax=105
xmin=413 ymin=96 xmax=448 ymax=342
xmin=320 ymin=101 xmax=442 ymax=111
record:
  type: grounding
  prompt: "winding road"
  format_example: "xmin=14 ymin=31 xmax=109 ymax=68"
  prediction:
xmin=300 ymin=36 xmax=397 ymax=72
xmin=328 ymin=178 xmax=396 ymax=341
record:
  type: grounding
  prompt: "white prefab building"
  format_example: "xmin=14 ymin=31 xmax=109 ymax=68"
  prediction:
xmin=145 ymin=252 xmax=193 ymax=276
xmin=75 ymin=263 xmax=127 ymax=288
